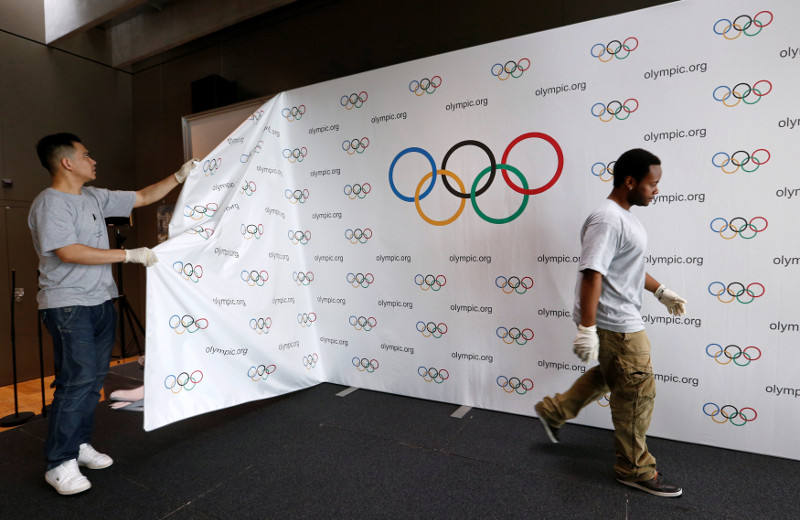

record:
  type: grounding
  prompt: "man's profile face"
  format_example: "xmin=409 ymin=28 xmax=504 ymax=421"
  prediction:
xmin=629 ymin=165 xmax=661 ymax=206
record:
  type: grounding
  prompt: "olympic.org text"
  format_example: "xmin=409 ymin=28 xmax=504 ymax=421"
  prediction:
xmin=214 ymin=247 xmax=239 ymax=259
xmin=644 ymin=128 xmax=706 ymax=143
xmin=212 ymin=182 xmax=234 ymax=191
xmin=320 ymin=336 xmax=349 ymax=347
xmin=225 ymin=204 xmax=239 ymax=211
xmin=264 ymin=125 xmax=279 ymax=138
xmin=645 ymin=255 xmax=704 ymax=267
xmin=642 ymin=314 xmax=702 ymax=328
xmin=317 ymin=296 xmax=346 ymax=306
xmin=654 ymin=373 xmax=699 ymax=387
xmin=272 ymin=297 xmax=295 ymax=305
xmin=538 ymin=308 xmax=572 ymax=319
xmin=766 ymin=385 xmax=800 ymax=397
xmin=451 ymin=351 xmax=493 ymax=364
xmin=651 ymin=193 xmax=705 ymax=205
xmin=268 ymin=251 xmax=289 ymax=262
xmin=538 ymin=254 xmax=580 ymax=264
xmin=371 ymin=112 xmax=407 ymax=125
xmin=445 ymin=98 xmax=488 ymax=111
xmin=312 ymin=212 xmax=342 ymax=220
xmin=227 ymin=137 xmax=244 ymax=145
xmin=310 ymin=168 xmax=341 ymax=178
xmin=775 ymin=187 xmax=800 ymax=199
xmin=643 ymin=62 xmax=707 ymax=81
xmin=265 ymin=207 xmax=286 ymax=219
xmin=279 ymin=341 xmax=300 ymax=351
xmin=450 ymin=254 xmax=492 ymax=265
xmin=770 ymin=321 xmax=799 ymax=333
xmin=213 ymin=297 xmax=246 ymax=307
xmin=315 ymin=254 xmax=344 ymax=263
xmin=378 ymin=299 xmax=413 ymax=310
xmin=309 ymin=124 xmax=339 ymax=135
xmin=778 ymin=117 xmax=800 ymax=129
xmin=451 ymin=303 xmax=492 ymax=315
xmin=538 ymin=360 xmax=586 ymax=374
xmin=376 ymin=254 xmax=411 ymax=263
xmin=774 ymin=255 xmax=800 ymax=267
xmin=256 ymin=166 xmax=283 ymax=177
xmin=780 ymin=47 xmax=800 ymax=59
xmin=205 ymin=346 xmax=248 ymax=356
xmin=381 ymin=343 xmax=414 ymax=355
xmin=535 ymin=81 xmax=587 ymax=98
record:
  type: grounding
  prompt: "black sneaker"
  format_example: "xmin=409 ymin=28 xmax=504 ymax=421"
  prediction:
xmin=617 ymin=473 xmax=682 ymax=497
xmin=534 ymin=402 xmax=560 ymax=443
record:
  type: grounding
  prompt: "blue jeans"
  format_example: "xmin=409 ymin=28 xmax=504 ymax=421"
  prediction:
xmin=41 ymin=301 xmax=117 ymax=469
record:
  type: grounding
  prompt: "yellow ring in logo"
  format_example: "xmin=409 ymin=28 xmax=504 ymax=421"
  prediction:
xmin=414 ymin=170 xmax=466 ymax=226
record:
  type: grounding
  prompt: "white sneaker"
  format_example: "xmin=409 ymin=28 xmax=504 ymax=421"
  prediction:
xmin=77 ymin=443 xmax=114 ymax=469
xmin=45 ymin=459 xmax=91 ymax=495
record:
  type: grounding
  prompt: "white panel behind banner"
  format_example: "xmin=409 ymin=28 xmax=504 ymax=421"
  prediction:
xmin=145 ymin=0 xmax=800 ymax=462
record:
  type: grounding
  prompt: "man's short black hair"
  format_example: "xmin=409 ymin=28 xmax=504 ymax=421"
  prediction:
xmin=36 ymin=133 xmax=82 ymax=174
xmin=612 ymin=148 xmax=660 ymax=187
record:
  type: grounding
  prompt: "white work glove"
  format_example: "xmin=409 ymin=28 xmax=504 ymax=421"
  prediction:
xmin=174 ymin=158 xmax=199 ymax=184
xmin=654 ymin=284 xmax=687 ymax=316
xmin=124 ymin=247 xmax=158 ymax=267
xmin=573 ymin=324 xmax=599 ymax=364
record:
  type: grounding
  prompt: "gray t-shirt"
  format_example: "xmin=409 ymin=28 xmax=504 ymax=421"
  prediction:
xmin=28 ymin=187 xmax=136 ymax=309
xmin=573 ymin=199 xmax=647 ymax=333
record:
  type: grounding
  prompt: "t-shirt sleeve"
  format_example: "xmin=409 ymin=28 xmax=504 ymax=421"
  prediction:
xmin=578 ymin=215 xmax=619 ymax=277
xmin=90 ymin=187 xmax=136 ymax=218
xmin=30 ymin=196 xmax=80 ymax=256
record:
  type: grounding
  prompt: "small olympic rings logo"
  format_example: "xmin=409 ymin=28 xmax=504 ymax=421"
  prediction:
xmin=709 ymin=217 xmax=767 ymax=239
xmin=409 ymin=77 xmax=442 ymax=96
xmin=169 ymin=314 xmax=208 ymax=334
xmin=298 ymin=312 xmax=317 ymax=327
xmin=591 ymin=161 xmax=615 ymax=182
xmin=597 ymin=395 xmax=611 ymax=407
xmin=345 ymin=228 xmax=372 ymax=244
xmin=352 ymin=357 xmax=379 ymax=372
xmin=172 ymin=261 xmax=202 ymax=283
xmin=184 ymin=203 xmax=218 ymax=220
xmin=164 ymin=370 xmax=203 ymax=393
xmin=418 ymin=366 xmax=449 ymax=383
xmin=705 ymin=343 xmax=762 ymax=366
xmin=711 ymin=149 xmax=770 ymax=174
xmin=248 ymin=364 xmax=276 ymax=381
xmin=708 ymin=281 xmax=765 ymax=304
xmin=591 ymin=99 xmax=639 ymax=121
xmin=203 ymin=158 xmax=222 ymax=176
xmin=241 ymin=223 xmax=264 ymax=240
xmin=281 ymin=105 xmax=306 ymax=121
xmin=590 ymin=37 xmax=638 ymax=61
xmin=349 ymin=315 xmax=377 ymax=331
xmin=241 ymin=180 xmax=257 ymax=196
xmin=187 ymin=225 xmax=214 ymax=240
xmin=249 ymin=317 xmax=272 ymax=335
xmin=344 ymin=183 xmax=371 ymax=199
xmin=240 ymin=141 xmax=263 ymax=163
xmin=416 ymin=321 xmax=447 ymax=338
xmin=347 ymin=272 xmax=374 ymax=288
xmin=304 ymin=353 xmax=319 ymax=369
xmin=293 ymin=271 xmax=314 ymax=286
xmin=341 ymin=91 xmax=368 ymax=109
xmin=496 ymin=276 xmax=534 ymax=294
xmin=282 ymin=147 xmax=307 ymax=163
xmin=285 ymin=188 xmax=310 ymax=204
xmin=288 ymin=230 xmax=311 ymax=245
xmin=496 ymin=327 xmax=534 ymax=345
xmin=713 ymin=81 xmax=772 ymax=107
xmin=496 ymin=376 xmax=534 ymax=395
xmin=491 ymin=59 xmax=530 ymax=80
xmin=248 ymin=109 xmax=264 ymax=124
xmin=414 ymin=274 xmax=446 ymax=291
xmin=713 ymin=11 xmax=773 ymax=39
xmin=241 ymin=269 xmax=269 ymax=286
xmin=343 ymin=138 xmax=369 ymax=155
xmin=702 ymin=403 xmax=757 ymax=426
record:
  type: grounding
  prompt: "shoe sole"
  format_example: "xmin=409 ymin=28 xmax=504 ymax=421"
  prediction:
xmin=78 ymin=459 xmax=113 ymax=470
xmin=617 ymin=478 xmax=682 ymax=497
xmin=46 ymin=475 xmax=91 ymax=495
xmin=536 ymin=412 xmax=559 ymax=444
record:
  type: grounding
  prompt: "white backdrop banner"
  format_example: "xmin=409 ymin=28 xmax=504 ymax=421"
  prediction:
xmin=145 ymin=0 xmax=800 ymax=461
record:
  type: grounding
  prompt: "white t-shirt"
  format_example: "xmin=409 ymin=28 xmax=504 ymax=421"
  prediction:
xmin=572 ymin=199 xmax=647 ymax=333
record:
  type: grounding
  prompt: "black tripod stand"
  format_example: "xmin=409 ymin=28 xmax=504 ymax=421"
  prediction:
xmin=110 ymin=225 xmax=145 ymax=361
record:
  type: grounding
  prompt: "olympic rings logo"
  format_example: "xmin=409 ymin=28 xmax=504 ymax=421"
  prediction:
xmin=241 ymin=180 xmax=257 ymax=196
xmin=344 ymin=183 xmax=371 ymax=199
xmin=184 ymin=203 xmax=218 ymax=220
xmin=418 ymin=366 xmax=449 ymax=383
xmin=341 ymin=91 xmax=368 ymax=109
xmin=713 ymin=11 xmax=773 ymax=39
xmin=169 ymin=314 xmax=208 ymax=334
xmin=164 ymin=370 xmax=203 ymax=393
xmin=345 ymin=228 xmax=372 ymax=244
xmin=203 ymin=158 xmax=222 ymax=176
xmin=288 ymin=230 xmax=311 ymax=245
xmin=240 ymin=141 xmax=263 ymax=163
xmin=347 ymin=272 xmax=374 ymax=288
xmin=241 ymin=223 xmax=264 ymax=240
xmin=241 ymin=269 xmax=269 ymax=286
xmin=709 ymin=217 xmax=767 ymax=240
xmin=591 ymin=161 xmax=615 ymax=182
xmin=703 ymin=403 xmax=757 ymax=426
xmin=591 ymin=99 xmax=639 ymax=122
xmin=349 ymin=315 xmax=377 ymax=331
xmin=293 ymin=271 xmax=314 ymax=286
xmin=285 ymin=188 xmax=310 ymax=204
xmin=352 ymin=357 xmax=379 ymax=372
xmin=590 ymin=37 xmax=638 ymax=61
xmin=282 ymin=147 xmax=307 ymax=163
xmin=705 ymin=343 xmax=761 ymax=367
xmin=172 ymin=261 xmax=202 ymax=283
xmin=711 ymin=149 xmax=770 ymax=174
xmin=298 ymin=312 xmax=317 ymax=327
xmin=249 ymin=317 xmax=272 ymax=335
xmin=248 ymin=109 xmax=264 ymax=125
xmin=597 ymin=395 xmax=610 ymax=407
xmin=389 ymin=133 xmax=564 ymax=225
xmin=304 ymin=353 xmax=319 ymax=369
xmin=409 ymin=77 xmax=442 ymax=96
xmin=281 ymin=105 xmax=306 ymax=121
xmin=713 ymin=80 xmax=772 ymax=107
xmin=414 ymin=274 xmax=446 ymax=291
xmin=491 ymin=59 xmax=530 ymax=80
xmin=343 ymin=138 xmax=369 ymax=155
xmin=187 ymin=225 xmax=214 ymax=240
xmin=496 ymin=276 xmax=533 ymax=295
xmin=496 ymin=376 xmax=534 ymax=395
xmin=248 ymin=364 xmax=276 ymax=381
xmin=496 ymin=327 xmax=534 ymax=345
xmin=416 ymin=321 xmax=447 ymax=338
xmin=708 ymin=281 xmax=765 ymax=304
